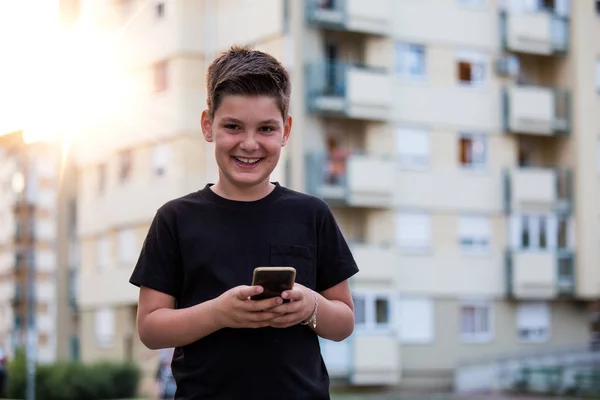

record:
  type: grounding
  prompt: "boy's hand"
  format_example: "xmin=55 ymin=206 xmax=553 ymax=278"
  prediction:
xmin=267 ymin=283 xmax=316 ymax=329
xmin=213 ymin=285 xmax=285 ymax=329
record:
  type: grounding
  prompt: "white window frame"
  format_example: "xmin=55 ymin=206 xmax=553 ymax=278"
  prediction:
xmin=395 ymin=212 xmax=432 ymax=253
xmin=459 ymin=299 xmax=494 ymax=343
xmin=97 ymin=236 xmax=109 ymax=269
xmin=397 ymin=297 xmax=435 ymax=344
xmin=151 ymin=143 xmax=171 ymax=177
xmin=95 ymin=307 xmax=115 ymax=348
xmin=395 ymin=42 xmax=426 ymax=81
xmin=456 ymin=51 xmax=487 ymax=87
xmin=508 ymin=214 xmax=574 ymax=251
xmin=458 ymin=215 xmax=491 ymax=254
xmin=117 ymin=229 xmax=136 ymax=266
xmin=352 ymin=291 xmax=394 ymax=333
xmin=459 ymin=133 xmax=487 ymax=170
xmin=517 ymin=302 xmax=551 ymax=343
xmin=394 ymin=126 xmax=430 ymax=169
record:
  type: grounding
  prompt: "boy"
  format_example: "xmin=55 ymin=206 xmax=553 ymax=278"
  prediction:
xmin=130 ymin=46 xmax=359 ymax=400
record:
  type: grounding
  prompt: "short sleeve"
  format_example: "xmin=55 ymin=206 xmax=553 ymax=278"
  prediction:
xmin=129 ymin=207 xmax=182 ymax=299
xmin=315 ymin=204 xmax=359 ymax=292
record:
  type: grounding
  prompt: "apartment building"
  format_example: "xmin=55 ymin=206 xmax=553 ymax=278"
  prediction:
xmin=70 ymin=0 xmax=600 ymax=393
xmin=0 ymin=131 xmax=69 ymax=364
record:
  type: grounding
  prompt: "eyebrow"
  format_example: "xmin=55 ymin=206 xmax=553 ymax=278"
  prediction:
xmin=221 ymin=117 xmax=280 ymax=125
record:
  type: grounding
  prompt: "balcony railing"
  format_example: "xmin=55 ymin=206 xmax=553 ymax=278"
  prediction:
xmin=500 ymin=10 xmax=569 ymax=55
xmin=505 ymin=250 xmax=575 ymax=299
xmin=502 ymin=86 xmax=570 ymax=135
xmin=305 ymin=0 xmax=391 ymax=36
xmin=305 ymin=151 xmax=395 ymax=207
xmin=305 ymin=62 xmax=392 ymax=120
xmin=504 ymin=168 xmax=572 ymax=214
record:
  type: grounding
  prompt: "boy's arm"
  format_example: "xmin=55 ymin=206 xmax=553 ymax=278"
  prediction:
xmin=310 ymin=280 xmax=355 ymax=341
xmin=136 ymin=286 xmax=221 ymax=350
xmin=137 ymin=285 xmax=287 ymax=349
xmin=268 ymin=280 xmax=354 ymax=342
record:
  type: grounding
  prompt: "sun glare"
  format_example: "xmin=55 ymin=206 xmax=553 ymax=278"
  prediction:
xmin=0 ymin=0 xmax=126 ymax=146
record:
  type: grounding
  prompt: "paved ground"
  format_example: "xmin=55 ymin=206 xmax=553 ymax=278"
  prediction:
xmin=331 ymin=393 xmax=590 ymax=400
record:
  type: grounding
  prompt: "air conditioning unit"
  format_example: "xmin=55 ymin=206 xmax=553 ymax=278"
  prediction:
xmin=495 ymin=54 xmax=520 ymax=78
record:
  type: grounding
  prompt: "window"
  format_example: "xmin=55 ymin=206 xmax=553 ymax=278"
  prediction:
xmin=155 ymin=2 xmax=165 ymax=18
xmin=395 ymin=212 xmax=431 ymax=252
xmin=119 ymin=150 xmax=132 ymax=183
xmin=153 ymin=61 xmax=168 ymax=92
xmin=459 ymin=133 xmax=487 ymax=169
xmin=152 ymin=143 xmax=171 ymax=176
xmin=457 ymin=0 xmax=485 ymax=6
xmin=98 ymin=164 xmax=106 ymax=194
xmin=457 ymin=51 xmax=486 ymax=86
xmin=97 ymin=236 xmax=109 ymax=269
xmin=458 ymin=216 xmax=491 ymax=253
xmin=460 ymin=301 xmax=493 ymax=342
xmin=397 ymin=297 xmax=434 ymax=343
xmin=509 ymin=214 xmax=573 ymax=250
xmin=352 ymin=293 xmax=392 ymax=331
xmin=95 ymin=307 xmax=115 ymax=348
xmin=395 ymin=43 xmax=426 ymax=80
xmin=596 ymin=0 xmax=600 ymax=15
xmin=118 ymin=229 xmax=136 ymax=265
xmin=394 ymin=127 xmax=430 ymax=169
xmin=517 ymin=302 xmax=550 ymax=343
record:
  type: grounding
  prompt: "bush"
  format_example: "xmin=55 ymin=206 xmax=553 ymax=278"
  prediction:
xmin=6 ymin=350 xmax=141 ymax=400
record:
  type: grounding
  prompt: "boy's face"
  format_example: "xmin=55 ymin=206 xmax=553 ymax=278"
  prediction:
xmin=201 ymin=95 xmax=291 ymax=190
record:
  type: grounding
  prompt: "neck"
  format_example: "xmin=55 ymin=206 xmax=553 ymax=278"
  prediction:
xmin=211 ymin=177 xmax=275 ymax=202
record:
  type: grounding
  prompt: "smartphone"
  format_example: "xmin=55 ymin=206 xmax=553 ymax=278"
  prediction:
xmin=250 ymin=266 xmax=296 ymax=301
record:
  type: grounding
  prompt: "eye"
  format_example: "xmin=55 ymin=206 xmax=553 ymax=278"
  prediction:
xmin=224 ymin=124 xmax=240 ymax=131
xmin=259 ymin=126 xmax=275 ymax=133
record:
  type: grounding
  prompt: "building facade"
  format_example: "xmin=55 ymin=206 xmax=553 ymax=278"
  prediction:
xmin=0 ymin=132 xmax=70 ymax=364
xmin=70 ymin=0 xmax=600 ymax=393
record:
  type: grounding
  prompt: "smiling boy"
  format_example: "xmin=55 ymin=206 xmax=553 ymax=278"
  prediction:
xmin=129 ymin=46 xmax=359 ymax=400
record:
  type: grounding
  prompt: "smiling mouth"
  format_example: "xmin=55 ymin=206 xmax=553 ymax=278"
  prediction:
xmin=232 ymin=156 xmax=264 ymax=169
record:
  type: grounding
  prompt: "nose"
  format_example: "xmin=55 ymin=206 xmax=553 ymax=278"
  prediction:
xmin=239 ymin=132 xmax=260 ymax=152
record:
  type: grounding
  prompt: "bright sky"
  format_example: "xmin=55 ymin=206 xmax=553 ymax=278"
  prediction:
xmin=0 ymin=0 xmax=60 ymax=139
xmin=0 ymin=0 xmax=125 ymax=144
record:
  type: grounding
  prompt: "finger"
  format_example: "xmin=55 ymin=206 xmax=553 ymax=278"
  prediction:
xmin=281 ymin=287 xmax=304 ymax=302
xmin=248 ymin=311 xmax=281 ymax=322
xmin=268 ymin=301 xmax=301 ymax=315
xmin=270 ymin=313 xmax=301 ymax=326
xmin=236 ymin=285 xmax=263 ymax=300
xmin=243 ymin=296 xmax=284 ymax=312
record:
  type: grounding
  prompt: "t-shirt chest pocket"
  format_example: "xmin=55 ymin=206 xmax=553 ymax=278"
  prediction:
xmin=269 ymin=244 xmax=316 ymax=290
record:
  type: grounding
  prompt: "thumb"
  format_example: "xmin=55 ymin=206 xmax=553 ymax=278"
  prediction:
xmin=236 ymin=285 xmax=263 ymax=300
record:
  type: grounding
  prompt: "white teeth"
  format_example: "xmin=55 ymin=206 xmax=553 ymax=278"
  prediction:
xmin=234 ymin=157 xmax=260 ymax=164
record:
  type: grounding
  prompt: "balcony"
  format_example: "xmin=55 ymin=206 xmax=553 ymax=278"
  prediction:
xmin=305 ymin=152 xmax=395 ymax=208
xmin=319 ymin=333 xmax=400 ymax=385
xmin=350 ymin=243 xmax=396 ymax=283
xmin=504 ymin=168 xmax=572 ymax=213
xmin=503 ymin=86 xmax=570 ymax=135
xmin=305 ymin=0 xmax=392 ymax=36
xmin=506 ymin=250 xmax=575 ymax=299
xmin=306 ymin=62 xmax=393 ymax=121
xmin=500 ymin=11 xmax=569 ymax=55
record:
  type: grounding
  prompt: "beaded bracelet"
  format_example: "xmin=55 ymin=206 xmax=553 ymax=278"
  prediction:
xmin=300 ymin=290 xmax=318 ymax=329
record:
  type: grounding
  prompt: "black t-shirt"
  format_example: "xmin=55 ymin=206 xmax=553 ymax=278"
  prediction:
xmin=129 ymin=183 xmax=359 ymax=400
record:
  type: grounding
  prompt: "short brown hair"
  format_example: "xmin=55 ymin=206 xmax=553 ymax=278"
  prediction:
xmin=206 ymin=46 xmax=291 ymax=120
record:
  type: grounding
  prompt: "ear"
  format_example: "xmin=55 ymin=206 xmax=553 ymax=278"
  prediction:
xmin=201 ymin=110 xmax=213 ymax=143
xmin=281 ymin=114 xmax=292 ymax=147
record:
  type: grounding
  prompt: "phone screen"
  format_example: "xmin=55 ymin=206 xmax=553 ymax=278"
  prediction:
xmin=251 ymin=267 xmax=295 ymax=301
